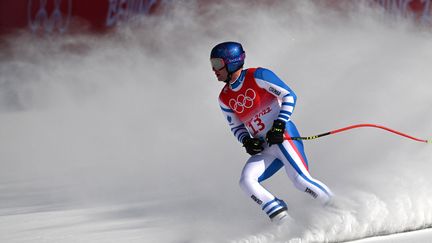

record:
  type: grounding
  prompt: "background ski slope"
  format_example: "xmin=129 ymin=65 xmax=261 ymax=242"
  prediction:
xmin=1 ymin=1 xmax=431 ymax=242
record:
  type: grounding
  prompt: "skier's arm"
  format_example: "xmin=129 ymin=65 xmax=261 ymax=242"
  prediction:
xmin=218 ymin=98 xmax=250 ymax=143
xmin=254 ymin=67 xmax=297 ymax=122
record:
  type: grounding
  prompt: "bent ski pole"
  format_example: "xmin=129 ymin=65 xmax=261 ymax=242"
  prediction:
xmin=288 ymin=123 xmax=430 ymax=144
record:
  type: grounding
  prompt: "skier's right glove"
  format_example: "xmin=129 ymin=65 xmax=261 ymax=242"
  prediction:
xmin=242 ymin=137 xmax=264 ymax=155
xmin=266 ymin=120 xmax=286 ymax=146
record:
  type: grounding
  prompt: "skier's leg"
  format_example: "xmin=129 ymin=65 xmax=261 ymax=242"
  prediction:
xmin=277 ymin=121 xmax=333 ymax=205
xmin=239 ymin=153 xmax=288 ymax=220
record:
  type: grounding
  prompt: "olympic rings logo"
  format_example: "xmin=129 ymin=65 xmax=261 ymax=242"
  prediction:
xmin=229 ymin=88 xmax=256 ymax=113
xmin=27 ymin=0 xmax=72 ymax=33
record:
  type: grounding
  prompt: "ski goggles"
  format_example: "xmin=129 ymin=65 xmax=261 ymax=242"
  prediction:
xmin=210 ymin=58 xmax=225 ymax=71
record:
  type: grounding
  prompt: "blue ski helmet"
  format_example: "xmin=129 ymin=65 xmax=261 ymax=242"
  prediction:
xmin=210 ymin=42 xmax=245 ymax=74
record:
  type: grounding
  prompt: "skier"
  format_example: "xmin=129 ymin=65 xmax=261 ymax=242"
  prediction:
xmin=211 ymin=41 xmax=333 ymax=223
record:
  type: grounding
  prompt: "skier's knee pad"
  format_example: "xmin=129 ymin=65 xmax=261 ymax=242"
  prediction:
xmin=239 ymin=176 xmax=255 ymax=192
xmin=293 ymin=175 xmax=308 ymax=191
xmin=294 ymin=175 xmax=332 ymax=205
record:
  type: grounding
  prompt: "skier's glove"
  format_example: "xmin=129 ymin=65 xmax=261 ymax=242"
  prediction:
xmin=242 ymin=137 xmax=264 ymax=155
xmin=266 ymin=120 xmax=286 ymax=146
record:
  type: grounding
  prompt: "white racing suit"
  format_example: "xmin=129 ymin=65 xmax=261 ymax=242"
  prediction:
xmin=218 ymin=67 xmax=333 ymax=219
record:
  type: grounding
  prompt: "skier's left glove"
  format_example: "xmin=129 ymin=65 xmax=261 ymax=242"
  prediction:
xmin=242 ymin=137 xmax=264 ymax=155
xmin=266 ymin=120 xmax=286 ymax=146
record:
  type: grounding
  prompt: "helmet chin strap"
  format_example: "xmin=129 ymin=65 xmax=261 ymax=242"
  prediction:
xmin=223 ymin=65 xmax=232 ymax=83
xmin=224 ymin=72 xmax=232 ymax=83
xmin=224 ymin=66 xmax=242 ymax=83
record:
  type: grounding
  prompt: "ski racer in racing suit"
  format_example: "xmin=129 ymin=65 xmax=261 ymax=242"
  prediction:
xmin=211 ymin=41 xmax=333 ymax=222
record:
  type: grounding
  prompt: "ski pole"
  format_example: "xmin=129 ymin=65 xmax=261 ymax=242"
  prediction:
xmin=288 ymin=123 xmax=430 ymax=144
